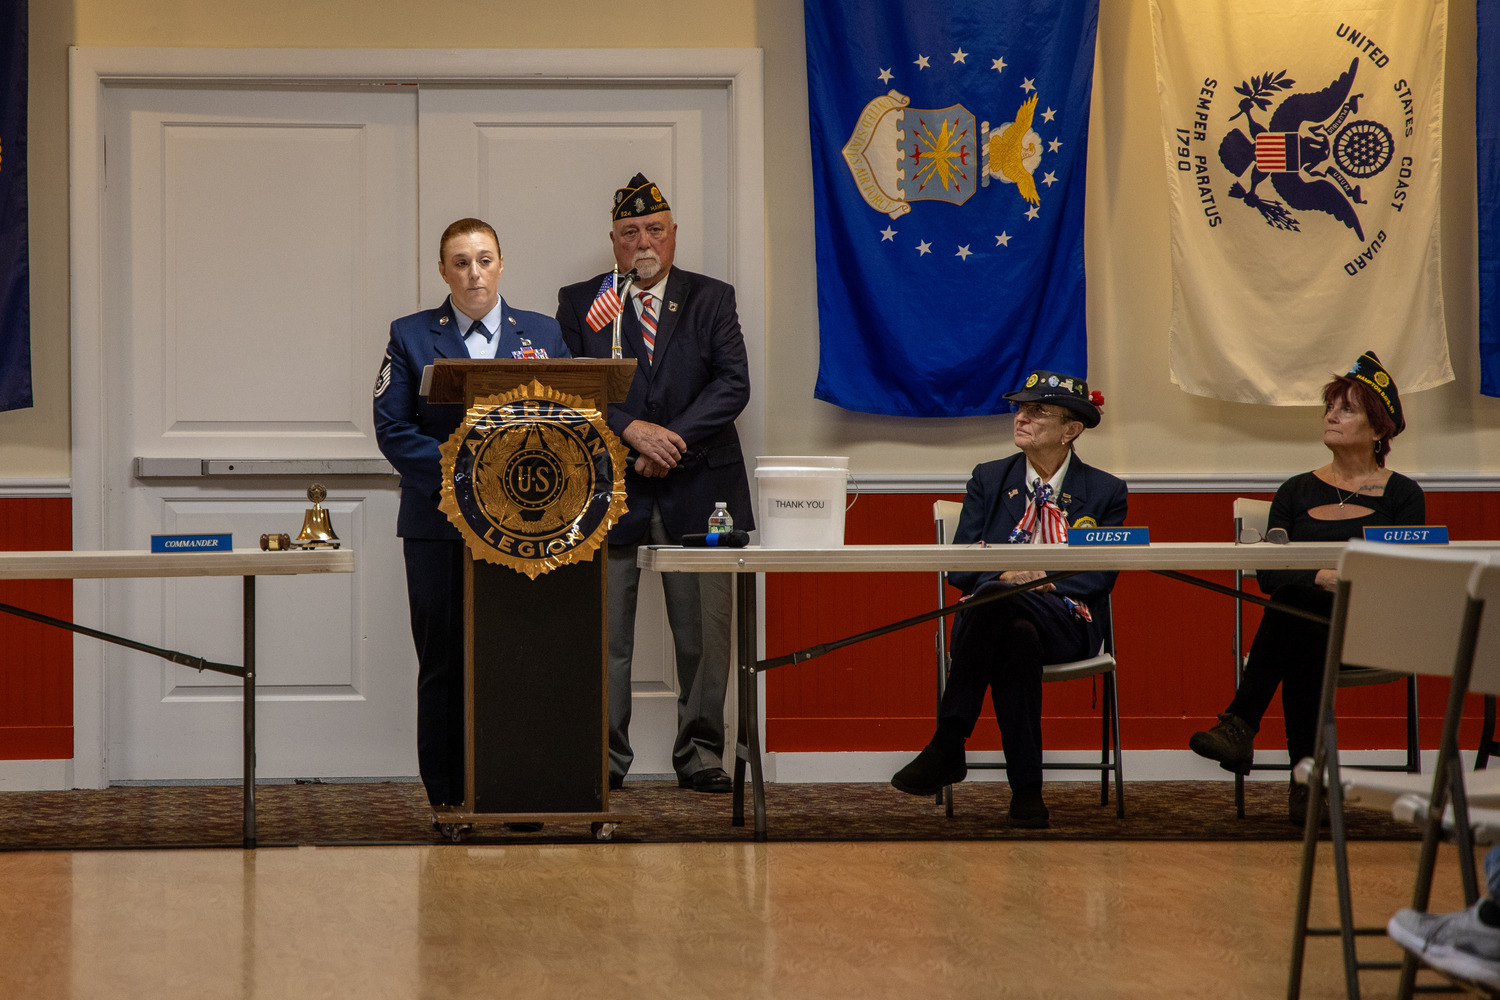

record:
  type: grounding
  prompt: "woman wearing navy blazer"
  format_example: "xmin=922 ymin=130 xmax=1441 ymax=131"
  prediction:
xmin=891 ymin=370 xmax=1127 ymax=829
xmin=373 ymin=218 xmax=569 ymax=812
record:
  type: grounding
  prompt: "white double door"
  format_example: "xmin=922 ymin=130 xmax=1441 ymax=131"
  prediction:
xmin=94 ymin=76 xmax=734 ymax=781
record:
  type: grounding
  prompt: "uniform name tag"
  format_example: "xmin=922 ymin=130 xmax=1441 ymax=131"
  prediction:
xmin=151 ymin=533 xmax=232 ymax=553
xmin=1363 ymin=526 xmax=1449 ymax=544
xmin=1068 ymin=526 xmax=1149 ymax=546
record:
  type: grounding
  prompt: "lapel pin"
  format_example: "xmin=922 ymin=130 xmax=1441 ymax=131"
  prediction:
xmin=1007 ymin=488 xmax=1019 ymax=499
xmin=668 ymin=301 xmax=679 ymax=312
xmin=439 ymin=316 xmax=450 ymax=325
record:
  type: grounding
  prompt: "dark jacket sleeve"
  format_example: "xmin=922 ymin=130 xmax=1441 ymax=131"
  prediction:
xmin=556 ymin=283 xmax=588 ymax=359
xmin=373 ymin=324 xmax=444 ymax=501
xmin=660 ymin=281 xmax=751 ymax=450
xmin=945 ymin=465 xmax=994 ymax=595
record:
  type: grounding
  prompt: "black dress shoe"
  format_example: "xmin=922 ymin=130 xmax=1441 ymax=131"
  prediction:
xmin=891 ymin=735 xmax=967 ymax=796
xmin=678 ymin=767 xmax=733 ymax=793
xmin=609 ymin=773 xmax=625 ymax=791
xmin=1007 ymin=785 xmax=1051 ymax=829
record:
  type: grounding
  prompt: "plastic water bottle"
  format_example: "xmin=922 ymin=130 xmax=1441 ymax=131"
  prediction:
xmin=708 ymin=502 xmax=733 ymax=534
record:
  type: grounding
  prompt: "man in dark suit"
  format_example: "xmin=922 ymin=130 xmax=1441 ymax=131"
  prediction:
xmin=890 ymin=371 xmax=1127 ymax=828
xmin=556 ymin=174 xmax=754 ymax=793
xmin=374 ymin=217 xmax=569 ymax=812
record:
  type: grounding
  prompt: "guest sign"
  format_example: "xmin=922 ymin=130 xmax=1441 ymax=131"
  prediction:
xmin=1067 ymin=527 xmax=1150 ymax=546
xmin=1363 ymin=526 xmax=1449 ymax=545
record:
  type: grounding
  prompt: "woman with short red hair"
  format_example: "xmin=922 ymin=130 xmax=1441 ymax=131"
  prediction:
xmin=1189 ymin=351 xmax=1423 ymax=824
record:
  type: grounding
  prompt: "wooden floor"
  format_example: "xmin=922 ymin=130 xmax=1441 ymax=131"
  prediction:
xmin=0 ymin=839 xmax=1477 ymax=999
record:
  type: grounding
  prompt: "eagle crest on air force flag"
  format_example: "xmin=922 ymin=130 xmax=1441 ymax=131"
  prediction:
xmin=438 ymin=380 xmax=629 ymax=579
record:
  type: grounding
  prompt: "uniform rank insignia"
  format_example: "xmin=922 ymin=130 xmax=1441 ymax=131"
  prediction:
xmin=373 ymin=353 xmax=392 ymax=398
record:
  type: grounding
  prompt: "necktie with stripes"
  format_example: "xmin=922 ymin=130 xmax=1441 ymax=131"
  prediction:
xmin=638 ymin=292 xmax=659 ymax=362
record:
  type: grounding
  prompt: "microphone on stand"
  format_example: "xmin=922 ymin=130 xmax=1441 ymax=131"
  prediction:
xmin=679 ymin=530 xmax=751 ymax=548
xmin=610 ymin=268 xmax=639 ymax=360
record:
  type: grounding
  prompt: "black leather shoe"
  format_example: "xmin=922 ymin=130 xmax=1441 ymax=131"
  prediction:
xmin=504 ymin=822 xmax=544 ymax=833
xmin=609 ymin=773 xmax=625 ymax=791
xmin=678 ymin=767 xmax=733 ymax=793
xmin=1008 ymin=785 xmax=1051 ymax=829
xmin=891 ymin=736 xmax=966 ymax=796
xmin=1288 ymin=784 xmax=1330 ymax=827
xmin=1189 ymin=712 xmax=1256 ymax=775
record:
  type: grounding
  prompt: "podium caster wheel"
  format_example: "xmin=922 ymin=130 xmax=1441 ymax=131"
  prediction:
xmin=437 ymin=822 xmax=473 ymax=844
xmin=592 ymin=822 xmax=616 ymax=842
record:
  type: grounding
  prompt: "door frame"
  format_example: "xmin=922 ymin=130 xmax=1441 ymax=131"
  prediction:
xmin=67 ymin=47 xmax=766 ymax=789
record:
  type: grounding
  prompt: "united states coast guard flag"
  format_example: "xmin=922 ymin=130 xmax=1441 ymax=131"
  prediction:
xmin=1150 ymin=0 xmax=1452 ymax=404
xmin=805 ymin=0 xmax=1099 ymax=417
xmin=0 ymin=0 xmax=26 ymax=413
xmin=1480 ymin=1 xmax=1500 ymax=397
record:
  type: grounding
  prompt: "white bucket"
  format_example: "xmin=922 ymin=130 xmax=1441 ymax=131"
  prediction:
xmin=754 ymin=456 xmax=850 ymax=549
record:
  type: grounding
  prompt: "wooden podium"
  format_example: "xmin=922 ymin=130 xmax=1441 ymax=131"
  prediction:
xmin=424 ymin=358 xmax=636 ymax=836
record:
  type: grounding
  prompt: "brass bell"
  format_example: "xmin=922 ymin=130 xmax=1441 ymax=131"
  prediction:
xmin=293 ymin=483 xmax=341 ymax=549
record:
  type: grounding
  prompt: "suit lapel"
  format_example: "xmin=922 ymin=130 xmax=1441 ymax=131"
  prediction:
xmin=648 ymin=271 xmax=683 ymax=370
xmin=1000 ymin=457 xmax=1030 ymax=529
xmin=430 ymin=298 xmax=469 ymax=359
xmin=1057 ymin=457 xmax=1089 ymax=526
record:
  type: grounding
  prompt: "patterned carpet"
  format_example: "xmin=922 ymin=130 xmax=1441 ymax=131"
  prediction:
xmin=0 ymin=779 xmax=1419 ymax=850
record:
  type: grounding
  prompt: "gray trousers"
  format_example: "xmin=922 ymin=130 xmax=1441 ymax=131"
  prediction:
xmin=608 ymin=505 xmax=731 ymax=781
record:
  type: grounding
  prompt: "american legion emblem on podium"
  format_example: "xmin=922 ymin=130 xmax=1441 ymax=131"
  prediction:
xmin=439 ymin=379 xmax=629 ymax=578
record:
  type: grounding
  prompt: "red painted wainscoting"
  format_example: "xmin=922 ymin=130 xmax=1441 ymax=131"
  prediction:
xmin=764 ymin=490 xmax=1500 ymax=754
xmin=0 ymin=498 xmax=72 ymax=759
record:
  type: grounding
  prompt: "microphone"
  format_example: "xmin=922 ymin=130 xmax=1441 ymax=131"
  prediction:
xmin=679 ymin=530 xmax=750 ymax=548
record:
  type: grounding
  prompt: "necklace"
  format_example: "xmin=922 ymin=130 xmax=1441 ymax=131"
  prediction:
xmin=1331 ymin=469 xmax=1378 ymax=508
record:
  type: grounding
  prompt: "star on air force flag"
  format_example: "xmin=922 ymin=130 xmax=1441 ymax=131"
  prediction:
xmin=1150 ymin=0 xmax=1452 ymax=405
xmin=804 ymin=0 xmax=1100 ymax=418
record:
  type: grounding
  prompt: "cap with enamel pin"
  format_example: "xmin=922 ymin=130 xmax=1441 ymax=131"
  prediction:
xmin=1002 ymin=369 xmax=1104 ymax=428
xmin=612 ymin=172 xmax=671 ymax=221
xmin=1346 ymin=349 xmax=1404 ymax=434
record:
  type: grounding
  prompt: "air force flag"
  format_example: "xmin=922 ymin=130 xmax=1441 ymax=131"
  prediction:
xmin=804 ymin=0 xmax=1100 ymax=418
xmin=0 ymin=0 xmax=26 ymax=413
xmin=1150 ymin=0 xmax=1451 ymax=405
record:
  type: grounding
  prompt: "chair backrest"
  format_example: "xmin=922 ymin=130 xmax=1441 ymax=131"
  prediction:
xmin=1233 ymin=498 xmax=1273 ymax=580
xmin=1336 ymin=541 xmax=1490 ymax=678
xmin=934 ymin=499 xmax=962 ymax=546
xmin=1465 ymin=560 xmax=1500 ymax=697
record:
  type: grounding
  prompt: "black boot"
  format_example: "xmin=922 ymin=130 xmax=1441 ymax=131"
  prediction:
xmin=1008 ymin=783 xmax=1050 ymax=829
xmin=1188 ymin=712 xmax=1256 ymax=775
xmin=891 ymin=732 xmax=966 ymax=796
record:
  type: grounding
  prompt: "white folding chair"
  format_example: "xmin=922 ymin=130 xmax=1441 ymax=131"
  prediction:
xmin=1231 ymin=498 xmax=1420 ymax=818
xmin=932 ymin=499 xmax=1124 ymax=818
xmin=1287 ymin=542 xmax=1492 ymax=1000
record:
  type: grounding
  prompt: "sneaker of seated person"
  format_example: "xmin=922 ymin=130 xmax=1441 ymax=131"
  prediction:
xmin=1388 ymin=902 xmax=1500 ymax=991
xmin=891 ymin=732 xmax=966 ymax=796
xmin=1188 ymin=712 xmax=1256 ymax=775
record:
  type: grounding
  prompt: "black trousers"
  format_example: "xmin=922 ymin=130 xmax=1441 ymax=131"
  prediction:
xmin=403 ymin=537 xmax=466 ymax=808
xmin=937 ymin=589 xmax=1096 ymax=789
xmin=1226 ymin=584 xmax=1335 ymax=767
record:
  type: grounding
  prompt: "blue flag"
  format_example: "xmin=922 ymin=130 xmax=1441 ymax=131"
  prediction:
xmin=1481 ymin=1 xmax=1500 ymax=397
xmin=805 ymin=0 xmax=1099 ymax=417
xmin=0 ymin=0 xmax=26 ymax=413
